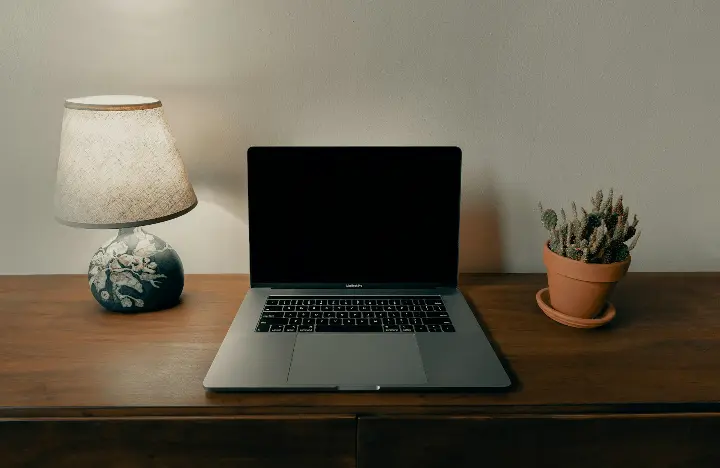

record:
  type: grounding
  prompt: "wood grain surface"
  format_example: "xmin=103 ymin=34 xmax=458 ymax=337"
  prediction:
xmin=1 ymin=415 xmax=356 ymax=468
xmin=357 ymin=413 xmax=720 ymax=468
xmin=0 ymin=273 xmax=719 ymax=417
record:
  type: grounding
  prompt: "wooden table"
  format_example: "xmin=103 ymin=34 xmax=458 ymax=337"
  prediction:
xmin=1 ymin=273 xmax=719 ymax=467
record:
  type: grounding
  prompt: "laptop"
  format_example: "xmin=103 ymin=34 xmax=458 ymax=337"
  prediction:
xmin=203 ymin=146 xmax=511 ymax=391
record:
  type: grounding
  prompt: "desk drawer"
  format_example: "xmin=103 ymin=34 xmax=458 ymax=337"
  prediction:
xmin=1 ymin=415 xmax=356 ymax=468
xmin=358 ymin=413 xmax=720 ymax=468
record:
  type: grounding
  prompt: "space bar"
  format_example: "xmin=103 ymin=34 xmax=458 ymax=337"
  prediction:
xmin=315 ymin=325 xmax=383 ymax=333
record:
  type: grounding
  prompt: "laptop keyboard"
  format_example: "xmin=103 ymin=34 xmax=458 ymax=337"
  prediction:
xmin=255 ymin=296 xmax=455 ymax=333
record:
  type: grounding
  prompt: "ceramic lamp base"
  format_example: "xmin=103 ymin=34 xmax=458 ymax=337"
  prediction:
xmin=88 ymin=227 xmax=184 ymax=312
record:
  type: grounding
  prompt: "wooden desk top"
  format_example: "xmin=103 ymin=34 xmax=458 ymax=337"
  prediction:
xmin=0 ymin=273 xmax=718 ymax=418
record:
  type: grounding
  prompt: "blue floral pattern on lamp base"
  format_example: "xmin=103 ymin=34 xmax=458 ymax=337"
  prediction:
xmin=88 ymin=227 xmax=184 ymax=312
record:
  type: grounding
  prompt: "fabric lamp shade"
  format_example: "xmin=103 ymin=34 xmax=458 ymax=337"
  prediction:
xmin=54 ymin=95 xmax=197 ymax=228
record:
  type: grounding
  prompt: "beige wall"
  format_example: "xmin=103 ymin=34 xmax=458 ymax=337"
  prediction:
xmin=1 ymin=0 xmax=719 ymax=274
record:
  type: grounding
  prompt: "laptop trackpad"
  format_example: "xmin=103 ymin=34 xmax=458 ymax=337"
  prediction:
xmin=287 ymin=334 xmax=427 ymax=387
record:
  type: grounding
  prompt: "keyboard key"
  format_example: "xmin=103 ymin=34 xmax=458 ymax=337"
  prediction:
xmin=389 ymin=299 xmax=401 ymax=305
xmin=297 ymin=305 xmax=308 ymax=311
xmin=425 ymin=298 xmax=444 ymax=305
xmin=342 ymin=318 xmax=356 ymax=326
xmin=410 ymin=306 xmax=421 ymax=311
xmin=413 ymin=311 xmax=426 ymax=317
xmin=284 ymin=325 xmax=298 ymax=332
xmin=329 ymin=318 xmax=341 ymax=326
xmin=401 ymin=300 xmax=413 ymax=305
xmin=284 ymin=312 xmax=297 ymax=318
xmin=279 ymin=300 xmax=291 ymax=305
xmin=356 ymin=319 xmax=370 ymax=326
xmin=333 ymin=306 xmax=346 ymax=311
xmin=338 ymin=312 xmax=349 ymax=319
xmin=384 ymin=306 xmax=396 ymax=311
xmin=413 ymin=324 xmax=428 ymax=332
xmin=329 ymin=300 xmax=339 ymax=305
xmin=315 ymin=325 xmax=383 ymax=333
xmin=424 ymin=318 xmax=452 ymax=325
xmin=298 ymin=311 xmax=310 ymax=318
xmin=359 ymin=306 xmax=370 ymax=312
xmin=388 ymin=311 xmax=400 ymax=318
xmin=347 ymin=306 xmax=358 ymax=311
xmin=321 ymin=305 xmax=332 ymax=311
xmin=269 ymin=325 xmax=284 ymax=332
xmin=434 ymin=305 xmax=447 ymax=312
xmin=421 ymin=305 xmax=433 ymax=311
xmin=311 ymin=311 xmax=323 ymax=318
xmin=340 ymin=299 xmax=351 ymax=306
xmin=441 ymin=324 xmax=455 ymax=332
xmin=302 ymin=318 xmax=316 ymax=325
xmin=309 ymin=306 xmax=320 ymax=311
xmin=261 ymin=311 xmax=283 ymax=319
xmin=383 ymin=325 xmax=400 ymax=332
xmin=366 ymin=300 xmax=377 ymax=305
xmin=371 ymin=306 xmax=383 ymax=311
xmin=397 ymin=305 xmax=409 ymax=311
xmin=384 ymin=318 xmax=396 ymax=325
xmin=255 ymin=322 xmax=270 ymax=332
xmin=353 ymin=299 xmax=362 ymax=305
xmin=400 ymin=325 xmax=414 ymax=332
xmin=317 ymin=319 xmax=329 ymax=326
xmin=299 ymin=326 xmax=314 ymax=332
xmin=396 ymin=318 xmax=409 ymax=325
xmin=362 ymin=312 xmax=375 ymax=318
xmin=317 ymin=300 xmax=327 ymax=305
xmin=350 ymin=312 xmax=362 ymax=319
xmin=401 ymin=312 xmax=413 ymax=318
xmin=266 ymin=300 xmax=278 ymax=305
xmin=262 ymin=317 xmax=289 ymax=325
xmin=323 ymin=312 xmax=336 ymax=318
xmin=376 ymin=312 xmax=388 ymax=318
xmin=378 ymin=300 xmax=389 ymax=306
xmin=264 ymin=305 xmax=282 ymax=311
xmin=426 ymin=311 xmax=449 ymax=318
xmin=428 ymin=324 xmax=443 ymax=332
xmin=288 ymin=318 xmax=302 ymax=325
xmin=410 ymin=318 xmax=423 ymax=325
xmin=369 ymin=318 xmax=381 ymax=326
xmin=303 ymin=299 xmax=315 ymax=305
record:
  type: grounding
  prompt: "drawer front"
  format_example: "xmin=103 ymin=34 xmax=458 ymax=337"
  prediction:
xmin=1 ymin=415 xmax=356 ymax=468
xmin=358 ymin=414 xmax=720 ymax=468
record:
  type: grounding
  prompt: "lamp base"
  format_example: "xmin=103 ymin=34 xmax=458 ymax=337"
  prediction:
xmin=88 ymin=227 xmax=184 ymax=312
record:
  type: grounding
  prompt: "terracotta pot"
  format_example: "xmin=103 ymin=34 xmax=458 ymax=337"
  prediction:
xmin=542 ymin=242 xmax=630 ymax=319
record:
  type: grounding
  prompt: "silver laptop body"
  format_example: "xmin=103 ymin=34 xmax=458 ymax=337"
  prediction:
xmin=204 ymin=147 xmax=511 ymax=391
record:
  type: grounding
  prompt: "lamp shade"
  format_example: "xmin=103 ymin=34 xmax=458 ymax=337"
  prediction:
xmin=54 ymin=95 xmax=197 ymax=228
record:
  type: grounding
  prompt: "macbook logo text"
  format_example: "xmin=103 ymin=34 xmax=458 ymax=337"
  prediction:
xmin=345 ymin=284 xmax=363 ymax=288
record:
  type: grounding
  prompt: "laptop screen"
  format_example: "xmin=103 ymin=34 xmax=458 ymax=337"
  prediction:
xmin=248 ymin=147 xmax=461 ymax=287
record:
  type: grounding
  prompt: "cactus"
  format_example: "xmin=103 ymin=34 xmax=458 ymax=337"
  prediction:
xmin=538 ymin=189 xmax=641 ymax=264
xmin=539 ymin=202 xmax=558 ymax=231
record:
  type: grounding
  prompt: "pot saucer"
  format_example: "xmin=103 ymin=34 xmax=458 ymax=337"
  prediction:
xmin=535 ymin=288 xmax=615 ymax=329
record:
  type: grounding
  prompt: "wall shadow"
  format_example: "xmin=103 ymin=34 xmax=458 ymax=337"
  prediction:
xmin=458 ymin=167 xmax=504 ymax=273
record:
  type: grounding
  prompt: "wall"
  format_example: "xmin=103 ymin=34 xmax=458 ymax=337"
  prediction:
xmin=1 ymin=0 xmax=719 ymax=274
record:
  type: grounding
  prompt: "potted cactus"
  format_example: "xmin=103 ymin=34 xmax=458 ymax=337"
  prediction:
xmin=537 ymin=189 xmax=641 ymax=326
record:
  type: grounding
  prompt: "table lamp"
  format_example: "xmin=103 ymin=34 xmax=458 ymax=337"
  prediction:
xmin=54 ymin=95 xmax=197 ymax=312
